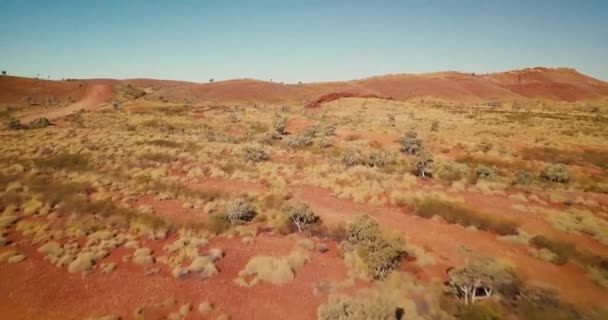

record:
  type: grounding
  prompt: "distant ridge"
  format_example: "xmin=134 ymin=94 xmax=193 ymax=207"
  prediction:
xmin=2 ymin=67 xmax=607 ymax=106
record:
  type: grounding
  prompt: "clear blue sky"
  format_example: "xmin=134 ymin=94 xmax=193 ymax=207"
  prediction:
xmin=1 ymin=0 xmax=607 ymax=83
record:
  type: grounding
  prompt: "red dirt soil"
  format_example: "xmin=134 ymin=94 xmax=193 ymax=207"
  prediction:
xmin=0 ymin=76 xmax=86 ymax=105
xmin=144 ymin=67 xmax=608 ymax=106
xmin=0 ymin=233 xmax=351 ymax=320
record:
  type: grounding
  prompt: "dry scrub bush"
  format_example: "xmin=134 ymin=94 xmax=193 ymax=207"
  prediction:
xmin=474 ymin=165 xmax=496 ymax=181
xmin=540 ymin=164 xmax=569 ymax=183
xmin=238 ymin=250 xmax=310 ymax=285
xmin=539 ymin=207 xmax=608 ymax=246
xmin=342 ymin=149 xmax=365 ymax=167
xmin=272 ymin=117 xmax=286 ymax=134
xmin=317 ymin=295 xmax=399 ymax=320
xmin=283 ymin=135 xmax=312 ymax=148
xmin=399 ymin=130 xmax=422 ymax=155
xmin=366 ymin=150 xmax=395 ymax=168
xmin=244 ymin=146 xmax=269 ymax=162
xmin=411 ymin=198 xmax=519 ymax=235
xmin=225 ymin=198 xmax=256 ymax=224
xmin=438 ymin=161 xmax=469 ymax=182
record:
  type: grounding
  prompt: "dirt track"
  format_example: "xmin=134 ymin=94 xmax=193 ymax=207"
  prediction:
xmin=19 ymin=84 xmax=112 ymax=123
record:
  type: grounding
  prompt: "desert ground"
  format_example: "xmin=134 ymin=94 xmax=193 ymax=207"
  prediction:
xmin=1 ymin=67 xmax=608 ymax=320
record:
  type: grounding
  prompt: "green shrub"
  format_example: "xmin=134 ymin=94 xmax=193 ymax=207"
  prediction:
xmin=5 ymin=118 xmax=22 ymax=130
xmin=540 ymin=164 xmax=569 ymax=183
xmin=29 ymin=117 xmax=51 ymax=129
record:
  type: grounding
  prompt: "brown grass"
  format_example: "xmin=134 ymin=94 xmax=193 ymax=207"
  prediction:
xmin=521 ymin=147 xmax=608 ymax=170
xmin=411 ymin=198 xmax=519 ymax=235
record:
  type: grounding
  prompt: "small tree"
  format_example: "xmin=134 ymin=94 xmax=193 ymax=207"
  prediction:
xmin=225 ymin=198 xmax=256 ymax=224
xmin=1 ymin=71 xmax=6 ymax=76
xmin=413 ymin=151 xmax=434 ymax=178
xmin=209 ymin=78 xmax=214 ymax=83
xmin=446 ymin=258 xmax=516 ymax=306
xmin=282 ymin=203 xmax=320 ymax=233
